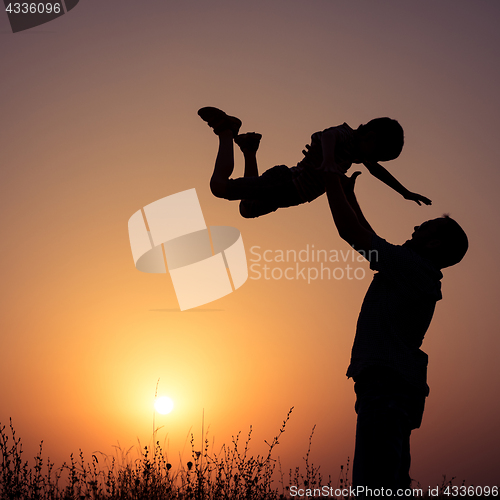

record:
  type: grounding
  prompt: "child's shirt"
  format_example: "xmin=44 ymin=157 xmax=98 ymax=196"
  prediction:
xmin=291 ymin=123 xmax=355 ymax=202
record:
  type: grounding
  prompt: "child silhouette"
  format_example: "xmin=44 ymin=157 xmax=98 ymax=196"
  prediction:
xmin=198 ymin=107 xmax=431 ymax=218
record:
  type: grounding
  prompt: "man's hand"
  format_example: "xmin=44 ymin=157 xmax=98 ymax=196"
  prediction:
xmin=404 ymin=191 xmax=432 ymax=206
xmin=340 ymin=171 xmax=362 ymax=197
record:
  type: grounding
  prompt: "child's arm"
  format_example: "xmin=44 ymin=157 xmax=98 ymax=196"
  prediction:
xmin=363 ymin=161 xmax=432 ymax=206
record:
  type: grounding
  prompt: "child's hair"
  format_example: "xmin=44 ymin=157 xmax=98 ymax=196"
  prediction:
xmin=361 ymin=117 xmax=404 ymax=161
xmin=435 ymin=215 xmax=469 ymax=269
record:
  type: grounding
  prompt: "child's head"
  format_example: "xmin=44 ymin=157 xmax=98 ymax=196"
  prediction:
xmin=356 ymin=118 xmax=404 ymax=162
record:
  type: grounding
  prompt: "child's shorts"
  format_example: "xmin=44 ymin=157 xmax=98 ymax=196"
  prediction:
xmin=225 ymin=165 xmax=303 ymax=218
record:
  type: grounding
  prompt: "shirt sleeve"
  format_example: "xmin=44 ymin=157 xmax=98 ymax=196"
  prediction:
xmin=322 ymin=124 xmax=354 ymax=173
xmin=368 ymin=234 xmax=417 ymax=275
xmin=367 ymin=234 xmax=443 ymax=299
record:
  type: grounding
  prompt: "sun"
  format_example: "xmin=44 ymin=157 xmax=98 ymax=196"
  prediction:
xmin=154 ymin=396 xmax=174 ymax=415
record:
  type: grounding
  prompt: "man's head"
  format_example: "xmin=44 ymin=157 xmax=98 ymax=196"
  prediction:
xmin=405 ymin=215 xmax=468 ymax=269
xmin=355 ymin=118 xmax=404 ymax=162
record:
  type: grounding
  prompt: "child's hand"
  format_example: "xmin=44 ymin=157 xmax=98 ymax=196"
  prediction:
xmin=404 ymin=191 xmax=432 ymax=206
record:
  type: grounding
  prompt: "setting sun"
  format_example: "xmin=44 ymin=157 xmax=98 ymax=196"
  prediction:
xmin=154 ymin=396 xmax=174 ymax=415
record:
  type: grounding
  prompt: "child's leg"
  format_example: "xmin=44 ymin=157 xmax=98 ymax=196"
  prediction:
xmin=198 ymin=107 xmax=242 ymax=199
xmin=210 ymin=131 xmax=261 ymax=199
xmin=198 ymin=107 xmax=301 ymax=217
xmin=234 ymin=132 xmax=261 ymax=217
xmin=235 ymin=132 xmax=262 ymax=178
xmin=210 ymin=129 xmax=235 ymax=199
xmin=243 ymin=150 xmax=258 ymax=178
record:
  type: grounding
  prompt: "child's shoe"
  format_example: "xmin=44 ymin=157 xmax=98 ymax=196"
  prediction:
xmin=235 ymin=132 xmax=262 ymax=153
xmin=198 ymin=107 xmax=242 ymax=137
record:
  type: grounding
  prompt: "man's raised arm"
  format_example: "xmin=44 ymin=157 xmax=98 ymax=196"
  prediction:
xmin=340 ymin=172 xmax=375 ymax=234
xmin=323 ymin=172 xmax=375 ymax=254
xmin=321 ymin=129 xmax=375 ymax=253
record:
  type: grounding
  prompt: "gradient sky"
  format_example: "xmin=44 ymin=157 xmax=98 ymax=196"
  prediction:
xmin=1 ymin=0 xmax=499 ymax=489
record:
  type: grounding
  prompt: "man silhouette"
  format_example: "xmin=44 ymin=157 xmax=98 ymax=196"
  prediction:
xmin=322 ymin=145 xmax=468 ymax=494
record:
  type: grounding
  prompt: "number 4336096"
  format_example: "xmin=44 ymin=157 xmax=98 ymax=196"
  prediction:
xmin=6 ymin=3 xmax=62 ymax=14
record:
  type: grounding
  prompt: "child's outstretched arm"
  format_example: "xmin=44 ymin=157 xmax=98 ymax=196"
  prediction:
xmin=363 ymin=161 xmax=432 ymax=206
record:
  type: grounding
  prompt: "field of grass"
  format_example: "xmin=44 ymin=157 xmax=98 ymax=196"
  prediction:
xmin=0 ymin=409 xmax=481 ymax=499
xmin=0 ymin=408 xmax=325 ymax=499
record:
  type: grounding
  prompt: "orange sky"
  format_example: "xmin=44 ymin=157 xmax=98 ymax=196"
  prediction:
xmin=1 ymin=0 xmax=499 ymax=489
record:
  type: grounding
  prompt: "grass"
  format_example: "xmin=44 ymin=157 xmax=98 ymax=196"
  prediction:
xmin=0 ymin=407 xmax=333 ymax=500
xmin=0 ymin=409 xmax=481 ymax=500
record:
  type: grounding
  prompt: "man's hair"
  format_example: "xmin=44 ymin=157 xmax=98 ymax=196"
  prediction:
xmin=361 ymin=117 xmax=404 ymax=161
xmin=435 ymin=215 xmax=469 ymax=269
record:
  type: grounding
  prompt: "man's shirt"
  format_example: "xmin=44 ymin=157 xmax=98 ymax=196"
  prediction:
xmin=347 ymin=234 xmax=443 ymax=394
